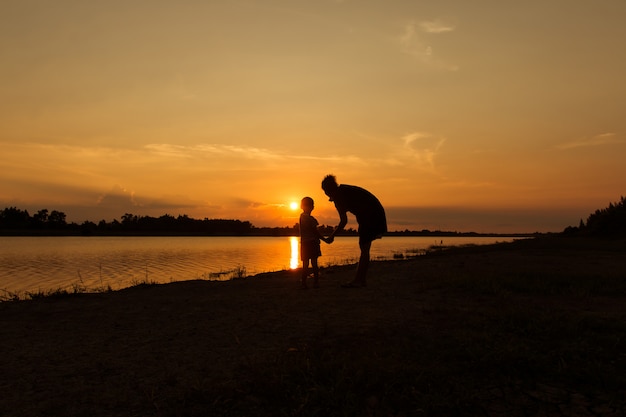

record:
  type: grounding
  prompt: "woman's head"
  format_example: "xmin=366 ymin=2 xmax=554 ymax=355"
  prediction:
xmin=321 ymin=174 xmax=338 ymax=200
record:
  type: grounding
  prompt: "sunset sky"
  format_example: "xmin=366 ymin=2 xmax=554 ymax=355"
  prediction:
xmin=2 ymin=1 xmax=625 ymax=233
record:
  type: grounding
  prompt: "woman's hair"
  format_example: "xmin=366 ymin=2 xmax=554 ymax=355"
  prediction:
xmin=321 ymin=174 xmax=338 ymax=191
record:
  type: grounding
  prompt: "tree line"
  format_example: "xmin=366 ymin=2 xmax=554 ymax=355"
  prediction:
xmin=0 ymin=207 xmax=260 ymax=236
xmin=0 ymin=207 xmax=351 ymax=236
xmin=563 ymin=196 xmax=626 ymax=237
xmin=6 ymin=196 xmax=623 ymax=236
xmin=1 ymin=206 xmax=541 ymax=237
xmin=0 ymin=208 xmax=68 ymax=230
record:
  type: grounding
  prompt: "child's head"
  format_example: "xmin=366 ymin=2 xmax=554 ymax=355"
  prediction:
xmin=301 ymin=196 xmax=314 ymax=212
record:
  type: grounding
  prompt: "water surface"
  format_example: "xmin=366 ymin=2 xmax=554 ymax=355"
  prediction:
xmin=0 ymin=236 xmax=517 ymax=295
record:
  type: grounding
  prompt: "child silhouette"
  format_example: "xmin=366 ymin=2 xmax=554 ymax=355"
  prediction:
xmin=299 ymin=197 xmax=330 ymax=289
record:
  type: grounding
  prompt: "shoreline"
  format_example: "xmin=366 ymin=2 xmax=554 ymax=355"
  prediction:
xmin=0 ymin=235 xmax=523 ymax=299
xmin=1 ymin=237 xmax=625 ymax=416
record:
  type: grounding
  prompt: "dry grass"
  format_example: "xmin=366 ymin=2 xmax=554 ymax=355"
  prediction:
xmin=1 ymin=236 xmax=625 ymax=416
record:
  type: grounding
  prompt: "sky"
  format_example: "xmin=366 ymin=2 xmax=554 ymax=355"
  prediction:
xmin=1 ymin=0 xmax=625 ymax=233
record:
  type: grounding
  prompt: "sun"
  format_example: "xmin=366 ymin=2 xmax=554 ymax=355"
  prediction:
xmin=289 ymin=201 xmax=299 ymax=211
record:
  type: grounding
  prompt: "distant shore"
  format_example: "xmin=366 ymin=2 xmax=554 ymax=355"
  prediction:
xmin=0 ymin=229 xmax=538 ymax=237
xmin=1 ymin=236 xmax=624 ymax=416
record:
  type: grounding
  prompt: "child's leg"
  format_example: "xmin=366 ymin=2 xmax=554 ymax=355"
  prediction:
xmin=311 ymin=257 xmax=319 ymax=288
xmin=302 ymin=259 xmax=309 ymax=288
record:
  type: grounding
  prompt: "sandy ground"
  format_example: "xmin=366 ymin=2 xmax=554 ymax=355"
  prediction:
xmin=1 ymin=238 xmax=625 ymax=416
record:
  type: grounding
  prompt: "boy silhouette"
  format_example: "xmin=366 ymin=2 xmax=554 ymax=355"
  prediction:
xmin=299 ymin=197 xmax=330 ymax=289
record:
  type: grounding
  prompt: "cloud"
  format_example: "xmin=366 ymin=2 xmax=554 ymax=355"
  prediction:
xmin=399 ymin=21 xmax=423 ymax=54
xmin=92 ymin=185 xmax=218 ymax=220
xmin=398 ymin=20 xmax=458 ymax=71
xmin=0 ymin=141 xmax=369 ymax=201
xmin=144 ymin=143 xmax=283 ymax=162
xmin=384 ymin=205 xmax=579 ymax=233
xmin=144 ymin=143 xmax=367 ymax=168
xmin=199 ymin=144 xmax=282 ymax=161
xmin=555 ymin=133 xmax=623 ymax=150
xmin=96 ymin=185 xmax=140 ymax=210
xmin=419 ymin=19 xmax=455 ymax=34
xmin=399 ymin=132 xmax=446 ymax=170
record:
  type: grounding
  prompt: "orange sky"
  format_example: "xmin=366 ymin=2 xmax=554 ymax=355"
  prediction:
xmin=1 ymin=1 xmax=625 ymax=233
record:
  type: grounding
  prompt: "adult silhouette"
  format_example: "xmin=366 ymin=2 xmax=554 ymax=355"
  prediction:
xmin=321 ymin=174 xmax=387 ymax=287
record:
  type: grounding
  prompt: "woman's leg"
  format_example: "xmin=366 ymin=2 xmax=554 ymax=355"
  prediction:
xmin=354 ymin=238 xmax=372 ymax=286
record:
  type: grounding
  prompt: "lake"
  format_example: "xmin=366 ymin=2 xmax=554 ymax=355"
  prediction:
xmin=0 ymin=236 xmax=520 ymax=296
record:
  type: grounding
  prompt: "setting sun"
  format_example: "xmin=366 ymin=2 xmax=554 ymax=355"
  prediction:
xmin=289 ymin=202 xmax=299 ymax=211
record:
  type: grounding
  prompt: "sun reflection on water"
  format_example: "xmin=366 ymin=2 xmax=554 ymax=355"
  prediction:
xmin=289 ymin=236 xmax=299 ymax=270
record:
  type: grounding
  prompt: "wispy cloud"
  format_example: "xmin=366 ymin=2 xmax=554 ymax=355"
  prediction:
xmin=2 ymin=141 xmax=367 ymax=176
xmin=95 ymin=185 xmax=140 ymax=209
xmin=195 ymin=144 xmax=282 ymax=161
xmin=145 ymin=143 xmax=281 ymax=160
xmin=555 ymin=133 xmax=623 ymax=150
xmin=145 ymin=143 xmax=366 ymax=166
xmin=398 ymin=19 xmax=458 ymax=71
xmin=398 ymin=21 xmax=423 ymax=53
xmin=396 ymin=132 xmax=446 ymax=171
xmin=419 ymin=19 xmax=455 ymax=34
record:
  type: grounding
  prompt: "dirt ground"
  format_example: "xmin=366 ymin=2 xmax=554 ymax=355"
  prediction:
xmin=1 ymin=237 xmax=625 ymax=416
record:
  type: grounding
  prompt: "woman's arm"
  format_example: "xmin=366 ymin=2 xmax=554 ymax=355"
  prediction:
xmin=327 ymin=210 xmax=347 ymax=242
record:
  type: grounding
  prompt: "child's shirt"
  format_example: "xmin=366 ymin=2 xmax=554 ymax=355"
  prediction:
xmin=299 ymin=212 xmax=320 ymax=243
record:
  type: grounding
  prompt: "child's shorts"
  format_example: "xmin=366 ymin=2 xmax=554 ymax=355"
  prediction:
xmin=301 ymin=240 xmax=321 ymax=261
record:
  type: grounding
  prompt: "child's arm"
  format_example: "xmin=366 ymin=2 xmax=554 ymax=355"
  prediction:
xmin=316 ymin=226 xmax=331 ymax=244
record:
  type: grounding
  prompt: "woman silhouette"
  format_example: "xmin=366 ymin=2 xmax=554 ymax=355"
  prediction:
xmin=321 ymin=174 xmax=387 ymax=287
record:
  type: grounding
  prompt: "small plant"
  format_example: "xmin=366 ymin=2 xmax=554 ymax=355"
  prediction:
xmin=73 ymin=271 xmax=87 ymax=294
xmin=93 ymin=284 xmax=114 ymax=293
xmin=129 ymin=278 xmax=159 ymax=288
xmin=0 ymin=288 xmax=21 ymax=302
xmin=231 ymin=265 xmax=247 ymax=279
xmin=404 ymin=248 xmax=425 ymax=258
xmin=25 ymin=288 xmax=73 ymax=300
xmin=207 ymin=270 xmax=231 ymax=279
xmin=71 ymin=282 xmax=87 ymax=294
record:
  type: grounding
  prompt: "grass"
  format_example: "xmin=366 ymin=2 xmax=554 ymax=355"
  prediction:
xmin=6 ymin=283 xmax=116 ymax=301
xmin=222 ymin=237 xmax=626 ymax=416
xmin=1 ymin=279 xmax=115 ymax=302
xmin=212 ymin=263 xmax=625 ymax=416
xmin=1 ymin=265 xmax=249 ymax=302
xmin=205 ymin=265 xmax=248 ymax=280
xmin=194 ymin=311 xmax=624 ymax=416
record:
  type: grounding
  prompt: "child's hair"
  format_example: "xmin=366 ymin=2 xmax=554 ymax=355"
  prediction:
xmin=301 ymin=196 xmax=314 ymax=207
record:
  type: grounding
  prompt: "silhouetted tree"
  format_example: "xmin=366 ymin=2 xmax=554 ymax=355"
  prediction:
xmin=48 ymin=210 xmax=67 ymax=228
xmin=32 ymin=209 xmax=49 ymax=227
xmin=0 ymin=207 xmax=31 ymax=229
xmin=121 ymin=213 xmax=138 ymax=226
xmin=569 ymin=196 xmax=626 ymax=237
xmin=80 ymin=221 xmax=98 ymax=235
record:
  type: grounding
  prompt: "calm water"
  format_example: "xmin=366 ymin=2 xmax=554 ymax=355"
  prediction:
xmin=0 ymin=236 xmax=518 ymax=295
